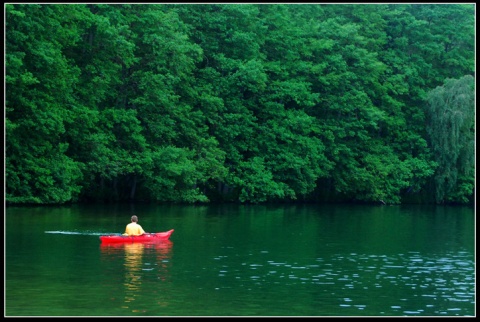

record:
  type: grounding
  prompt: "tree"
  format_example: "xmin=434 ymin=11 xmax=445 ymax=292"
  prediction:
xmin=5 ymin=4 xmax=475 ymax=205
xmin=425 ymin=75 xmax=475 ymax=203
xmin=6 ymin=4 xmax=88 ymax=204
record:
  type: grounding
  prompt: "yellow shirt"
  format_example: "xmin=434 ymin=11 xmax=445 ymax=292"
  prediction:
xmin=123 ymin=222 xmax=146 ymax=236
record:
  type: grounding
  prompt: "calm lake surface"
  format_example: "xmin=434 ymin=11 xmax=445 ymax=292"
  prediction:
xmin=5 ymin=203 xmax=475 ymax=317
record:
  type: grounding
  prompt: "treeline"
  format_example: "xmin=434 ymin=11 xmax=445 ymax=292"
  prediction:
xmin=5 ymin=4 xmax=475 ymax=205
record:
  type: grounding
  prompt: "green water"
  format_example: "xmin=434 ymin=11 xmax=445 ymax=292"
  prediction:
xmin=5 ymin=203 xmax=475 ymax=316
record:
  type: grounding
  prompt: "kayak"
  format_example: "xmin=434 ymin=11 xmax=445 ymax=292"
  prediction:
xmin=99 ymin=229 xmax=174 ymax=244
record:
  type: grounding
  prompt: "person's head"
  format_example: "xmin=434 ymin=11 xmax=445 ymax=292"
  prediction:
xmin=131 ymin=215 xmax=138 ymax=223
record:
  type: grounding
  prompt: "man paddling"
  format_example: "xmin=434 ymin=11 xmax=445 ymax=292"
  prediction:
xmin=122 ymin=215 xmax=146 ymax=236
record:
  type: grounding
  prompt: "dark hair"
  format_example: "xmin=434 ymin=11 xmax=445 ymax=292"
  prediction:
xmin=131 ymin=215 xmax=138 ymax=222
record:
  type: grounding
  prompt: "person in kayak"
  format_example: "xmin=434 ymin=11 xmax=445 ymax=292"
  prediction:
xmin=122 ymin=215 xmax=147 ymax=236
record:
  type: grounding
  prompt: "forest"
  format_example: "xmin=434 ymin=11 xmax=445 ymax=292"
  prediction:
xmin=5 ymin=4 xmax=475 ymax=205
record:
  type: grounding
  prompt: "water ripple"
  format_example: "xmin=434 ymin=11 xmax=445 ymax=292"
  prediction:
xmin=212 ymin=250 xmax=474 ymax=316
xmin=45 ymin=230 xmax=110 ymax=236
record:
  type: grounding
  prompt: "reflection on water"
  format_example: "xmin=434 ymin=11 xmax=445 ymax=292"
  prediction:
xmin=124 ymin=243 xmax=144 ymax=298
xmin=6 ymin=204 xmax=474 ymax=316
xmin=100 ymin=241 xmax=173 ymax=313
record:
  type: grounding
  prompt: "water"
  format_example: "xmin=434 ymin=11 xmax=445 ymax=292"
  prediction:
xmin=5 ymin=203 xmax=475 ymax=316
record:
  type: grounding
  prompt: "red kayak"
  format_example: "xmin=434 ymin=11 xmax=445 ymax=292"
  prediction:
xmin=99 ymin=229 xmax=174 ymax=244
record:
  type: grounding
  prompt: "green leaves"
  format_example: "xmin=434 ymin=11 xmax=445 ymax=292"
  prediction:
xmin=425 ymin=75 xmax=475 ymax=203
xmin=5 ymin=4 xmax=474 ymax=205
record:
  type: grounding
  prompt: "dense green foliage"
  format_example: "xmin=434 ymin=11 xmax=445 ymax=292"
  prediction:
xmin=5 ymin=4 xmax=475 ymax=205
xmin=425 ymin=75 xmax=475 ymax=204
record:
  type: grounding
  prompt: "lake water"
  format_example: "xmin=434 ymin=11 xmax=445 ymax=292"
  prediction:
xmin=5 ymin=203 xmax=475 ymax=316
